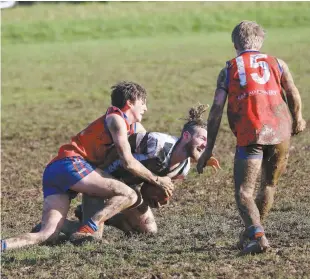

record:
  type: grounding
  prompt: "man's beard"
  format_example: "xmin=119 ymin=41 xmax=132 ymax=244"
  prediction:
xmin=185 ymin=141 xmax=201 ymax=162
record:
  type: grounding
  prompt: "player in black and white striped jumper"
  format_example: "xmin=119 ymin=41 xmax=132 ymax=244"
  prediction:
xmin=77 ymin=104 xmax=220 ymax=237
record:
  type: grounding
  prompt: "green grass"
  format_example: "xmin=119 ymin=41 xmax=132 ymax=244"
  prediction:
xmin=2 ymin=2 xmax=310 ymax=44
xmin=2 ymin=2 xmax=310 ymax=279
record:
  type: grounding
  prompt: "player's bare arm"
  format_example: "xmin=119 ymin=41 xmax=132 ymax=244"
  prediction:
xmin=207 ymin=68 xmax=228 ymax=151
xmin=278 ymin=59 xmax=306 ymax=135
xmin=106 ymin=114 xmax=174 ymax=196
xmin=197 ymin=68 xmax=228 ymax=174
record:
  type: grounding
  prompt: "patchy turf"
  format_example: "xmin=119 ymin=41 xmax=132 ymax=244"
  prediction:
xmin=1 ymin=2 xmax=310 ymax=279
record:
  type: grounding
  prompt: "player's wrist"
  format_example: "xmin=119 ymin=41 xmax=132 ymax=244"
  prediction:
xmin=203 ymin=148 xmax=213 ymax=159
xmin=292 ymin=116 xmax=301 ymax=126
xmin=152 ymin=175 xmax=160 ymax=185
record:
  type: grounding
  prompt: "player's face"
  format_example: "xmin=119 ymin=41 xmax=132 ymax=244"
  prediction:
xmin=130 ymin=98 xmax=147 ymax=123
xmin=186 ymin=127 xmax=208 ymax=162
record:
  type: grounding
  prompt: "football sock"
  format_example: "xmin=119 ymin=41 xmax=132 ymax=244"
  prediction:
xmin=1 ymin=240 xmax=7 ymax=252
xmin=247 ymin=225 xmax=265 ymax=240
xmin=77 ymin=219 xmax=98 ymax=234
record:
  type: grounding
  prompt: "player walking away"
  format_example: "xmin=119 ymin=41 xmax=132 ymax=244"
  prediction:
xmin=197 ymin=21 xmax=306 ymax=255
xmin=1 ymin=81 xmax=174 ymax=251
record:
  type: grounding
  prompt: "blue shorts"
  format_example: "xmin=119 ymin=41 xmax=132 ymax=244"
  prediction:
xmin=43 ymin=156 xmax=96 ymax=199
xmin=235 ymin=145 xmax=264 ymax=160
xmin=234 ymin=140 xmax=290 ymax=186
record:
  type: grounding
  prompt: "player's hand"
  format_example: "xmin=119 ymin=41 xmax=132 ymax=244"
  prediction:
xmin=196 ymin=149 xmax=213 ymax=174
xmin=146 ymin=198 xmax=169 ymax=209
xmin=147 ymin=198 xmax=161 ymax=208
xmin=155 ymin=176 xmax=174 ymax=198
xmin=206 ymin=156 xmax=222 ymax=173
xmin=292 ymin=118 xmax=306 ymax=135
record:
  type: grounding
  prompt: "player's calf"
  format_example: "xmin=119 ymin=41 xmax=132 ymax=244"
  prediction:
xmin=70 ymin=189 xmax=138 ymax=245
xmin=1 ymin=229 xmax=60 ymax=252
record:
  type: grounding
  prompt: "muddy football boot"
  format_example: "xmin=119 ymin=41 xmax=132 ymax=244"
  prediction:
xmin=241 ymin=234 xmax=270 ymax=255
xmin=237 ymin=229 xmax=249 ymax=250
xmin=69 ymin=231 xmax=97 ymax=245
xmin=69 ymin=219 xmax=103 ymax=245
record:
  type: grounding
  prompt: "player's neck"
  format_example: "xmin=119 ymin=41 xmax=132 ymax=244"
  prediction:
xmin=121 ymin=108 xmax=134 ymax=125
xmin=169 ymin=141 xmax=188 ymax=169
xmin=236 ymin=49 xmax=260 ymax=56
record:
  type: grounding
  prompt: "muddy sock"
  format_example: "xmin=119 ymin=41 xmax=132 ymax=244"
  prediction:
xmin=77 ymin=219 xmax=98 ymax=234
xmin=247 ymin=225 xmax=265 ymax=240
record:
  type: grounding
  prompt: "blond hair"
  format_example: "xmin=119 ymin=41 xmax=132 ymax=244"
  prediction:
xmin=231 ymin=20 xmax=265 ymax=51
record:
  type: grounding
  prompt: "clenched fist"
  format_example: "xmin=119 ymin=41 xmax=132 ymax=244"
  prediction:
xmin=292 ymin=118 xmax=306 ymax=135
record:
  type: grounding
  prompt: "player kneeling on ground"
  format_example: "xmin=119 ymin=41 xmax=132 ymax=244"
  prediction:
xmin=63 ymin=104 xmax=221 ymax=237
xmin=1 ymin=81 xmax=174 ymax=251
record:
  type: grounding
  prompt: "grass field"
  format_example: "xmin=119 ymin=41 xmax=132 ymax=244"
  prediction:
xmin=1 ymin=2 xmax=310 ymax=278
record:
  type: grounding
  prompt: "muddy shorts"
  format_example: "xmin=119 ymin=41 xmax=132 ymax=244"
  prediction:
xmin=235 ymin=139 xmax=290 ymax=185
xmin=43 ymin=156 xmax=96 ymax=199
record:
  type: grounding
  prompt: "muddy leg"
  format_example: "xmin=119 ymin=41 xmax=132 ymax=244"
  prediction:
xmin=2 ymin=194 xmax=70 ymax=251
xmin=82 ymin=194 xmax=106 ymax=239
xmin=255 ymin=140 xmax=290 ymax=222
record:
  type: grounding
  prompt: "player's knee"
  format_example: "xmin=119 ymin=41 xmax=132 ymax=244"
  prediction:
xmin=38 ymin=226 xmax=61 ymax=242
xmin=126 ymin=188 xmax=138 ymax=207
xmin=145 ymin=224 xmax=158 ymax=235
xmin=116 ymin=186 xmax=139 ymax=207
xmin=239 ymin=188 xmax=252 ymax=202
xmin=138 ymin=221 xmax=158 ymax=235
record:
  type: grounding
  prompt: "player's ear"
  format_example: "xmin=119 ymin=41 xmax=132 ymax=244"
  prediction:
xmin=182 ymin=131 xmax=191 ymax=141
xmin=123 ymin=99 xmax=133 ymax=110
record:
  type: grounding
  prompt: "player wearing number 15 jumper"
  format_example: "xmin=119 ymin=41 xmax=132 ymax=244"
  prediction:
xmin=197 ymin=21 xmax=306 ymax=255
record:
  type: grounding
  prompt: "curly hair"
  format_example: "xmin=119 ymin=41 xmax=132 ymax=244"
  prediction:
xmin=231 ymin=20 xmax=265 ymax=51
xmin=181 ymin=104 xmax=208 ymax=135
xmin=111 ymin=81 xmax=147 ymax=109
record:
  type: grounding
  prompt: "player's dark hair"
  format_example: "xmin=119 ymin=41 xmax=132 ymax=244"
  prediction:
xmin=111 ymin=81 xmax=147 ymax=109
xmin=181 ymin=104 xmax=208 ymax=135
